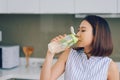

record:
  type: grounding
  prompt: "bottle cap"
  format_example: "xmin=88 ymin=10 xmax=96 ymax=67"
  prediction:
xmin=70 ymin=26 xmax=76 ymax=35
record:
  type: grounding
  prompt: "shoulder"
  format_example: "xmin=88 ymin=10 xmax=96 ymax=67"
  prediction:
xmin=108 ymin=60 xmax=119 ymax=80
xmin=108 ymin=61 xmax=119 ymax=72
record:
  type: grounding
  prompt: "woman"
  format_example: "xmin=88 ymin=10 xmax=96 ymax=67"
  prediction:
xmin=40 ymin=15 xmax=119 ymax=80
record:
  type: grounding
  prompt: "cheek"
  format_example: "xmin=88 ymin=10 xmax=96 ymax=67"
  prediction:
xmin=79 ymin=35 xmax=93 ymax=46
xmin=84 ymin=35 xmax=93 ymax=45
xmin=76 ymin=32 xmax=93 ymax=47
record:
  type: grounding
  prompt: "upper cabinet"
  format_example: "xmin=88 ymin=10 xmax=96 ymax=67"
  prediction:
xmin=8 ymin=0 xmax=40 ymax=13
xmin=0 ymin=0 xmax=7 ymax=13
xmin=40 ymin=0 xmax=74 ymax=14
xmin=118 ymin=0 xmax=120 ymax=13
xmin=75 ymin=0 xmax=117 ymax=13
xmin=0 ymin=0 xmax=118 ymax=14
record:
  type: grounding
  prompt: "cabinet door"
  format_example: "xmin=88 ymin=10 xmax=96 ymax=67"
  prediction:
xmin=118 ymin=0 xmax=120 ymax=13
xmin=75 ymin=0 xmax=117 ymax=13
xmin=8 ymin=0 xmax=40 ymax=13
xmin=0 ymin=0 xmax=7 ymax=13
xmin=40 ymin=0 xmax=74 ymax=14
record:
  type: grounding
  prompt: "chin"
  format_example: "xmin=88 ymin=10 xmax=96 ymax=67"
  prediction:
xmin=77 ymin=41 xmax=84 ymax=45
xmin=76 ymin=43 xmax=84 ymax=47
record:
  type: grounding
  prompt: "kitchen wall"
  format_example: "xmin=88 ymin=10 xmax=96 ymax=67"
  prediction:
xmin=0 ymin=14 xmax=120 ymax=61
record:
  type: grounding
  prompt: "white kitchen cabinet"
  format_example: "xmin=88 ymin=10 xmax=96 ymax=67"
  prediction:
xmin=0 ymin=0 xmax=7 ymax=13
xmin=75 ymin=0 xmax=117 ymax=13
xmin=40 ymin=0 xmax=74 ymax=14
xmin=8 ymin=0 xmax=40 ymax=13
xmin=118 ymin=0 xmax=120 ymax=13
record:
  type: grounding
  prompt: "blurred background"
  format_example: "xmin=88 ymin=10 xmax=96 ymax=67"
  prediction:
xmin=0 ymin=14 xmax=120 ymax=61
xmin=0 ymin=0 xmax=120 ymax=61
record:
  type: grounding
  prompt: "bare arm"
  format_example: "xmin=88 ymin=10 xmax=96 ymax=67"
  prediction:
xmin=40 ymin=34 xmax=70 ymax=80
xmin=107 ymin=61 xmax=119 ymax=80
xmin=40 ymin=49 xmax=70 ymax=80
xmin=40 ymin=50 xmax=54 ymax=80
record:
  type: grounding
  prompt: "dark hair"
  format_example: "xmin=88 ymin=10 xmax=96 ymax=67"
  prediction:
xmin=76 ymin=15 xmax=113 ymax=57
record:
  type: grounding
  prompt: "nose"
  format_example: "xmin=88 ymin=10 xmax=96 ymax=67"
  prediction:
xmin=76 ymin=32 xmax=82 ymax=40
xmin=75 ymin=35 xmax=79 ymax=38
xmin=76 ymin=31 xmax=80 ymax=37
xmin=76 ymin=33 xmax=80 ymax=40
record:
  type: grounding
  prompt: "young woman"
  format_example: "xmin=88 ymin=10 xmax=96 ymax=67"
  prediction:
xmin=40 ymin=15 xmax=119 ymax=80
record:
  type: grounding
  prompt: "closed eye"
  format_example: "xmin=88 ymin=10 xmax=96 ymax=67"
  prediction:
xmin=81 ymin=30 xmax=86 ymax=32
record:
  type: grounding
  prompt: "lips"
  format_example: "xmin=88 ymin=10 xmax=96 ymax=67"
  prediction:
xmin=77 ymin=40 xmax=83 ymax=45
xmin=78 ymin=40 xmax=83 ymax=42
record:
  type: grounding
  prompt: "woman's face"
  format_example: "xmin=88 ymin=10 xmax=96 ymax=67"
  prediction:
xmin=76 ymin=20 xmax=94 ymax=48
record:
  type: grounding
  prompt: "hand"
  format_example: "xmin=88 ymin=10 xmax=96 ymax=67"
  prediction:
xmin=47 ymin=34 xmax=67 ymax=54
xmin=51 ymin=34 xmax=66 ymax=42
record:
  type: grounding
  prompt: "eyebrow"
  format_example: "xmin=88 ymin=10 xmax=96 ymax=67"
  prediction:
xmin=79 ymin=26 xmax=86 ymax=29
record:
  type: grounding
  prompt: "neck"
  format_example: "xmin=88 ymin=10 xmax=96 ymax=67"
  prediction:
xmin=84 ymin=47 xmax=92 ymax=59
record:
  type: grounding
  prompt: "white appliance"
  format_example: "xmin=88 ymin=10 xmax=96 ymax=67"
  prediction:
xmin=0 ymin=45 xmax=20 ymax=69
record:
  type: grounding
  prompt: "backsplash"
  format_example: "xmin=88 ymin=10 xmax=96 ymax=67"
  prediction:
xmin=0 ymin=14 xmax=120 ymax=61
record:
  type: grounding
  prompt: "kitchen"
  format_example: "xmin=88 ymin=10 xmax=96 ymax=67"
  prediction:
xmin=0 ymin=0 xmax=120 ymax=80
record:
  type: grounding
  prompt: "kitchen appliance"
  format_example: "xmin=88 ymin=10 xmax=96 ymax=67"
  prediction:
xmin=0 ymin=45 xmax=20 ymax=69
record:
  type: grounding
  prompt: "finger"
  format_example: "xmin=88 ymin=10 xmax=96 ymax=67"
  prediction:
xmin=58 ymin=35 xmax=64 ymax=39
xmin=56 ymin=36 xmax=60 ymax=40
xmin=51 ymin=38 xmax=57 ymax=42
xmin=51 ymin=34 xmax=66 ymax=42
xmin=51 ymin=36 xmax=60 ymax=42
xmin=63 ymin=34 xmax=67 ymax=37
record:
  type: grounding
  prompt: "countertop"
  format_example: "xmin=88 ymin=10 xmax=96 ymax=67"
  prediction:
xmin=0 ymin=58 xmax=64 ymax=80
xmin=0 ymin=58 xmax=119 ymax=80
